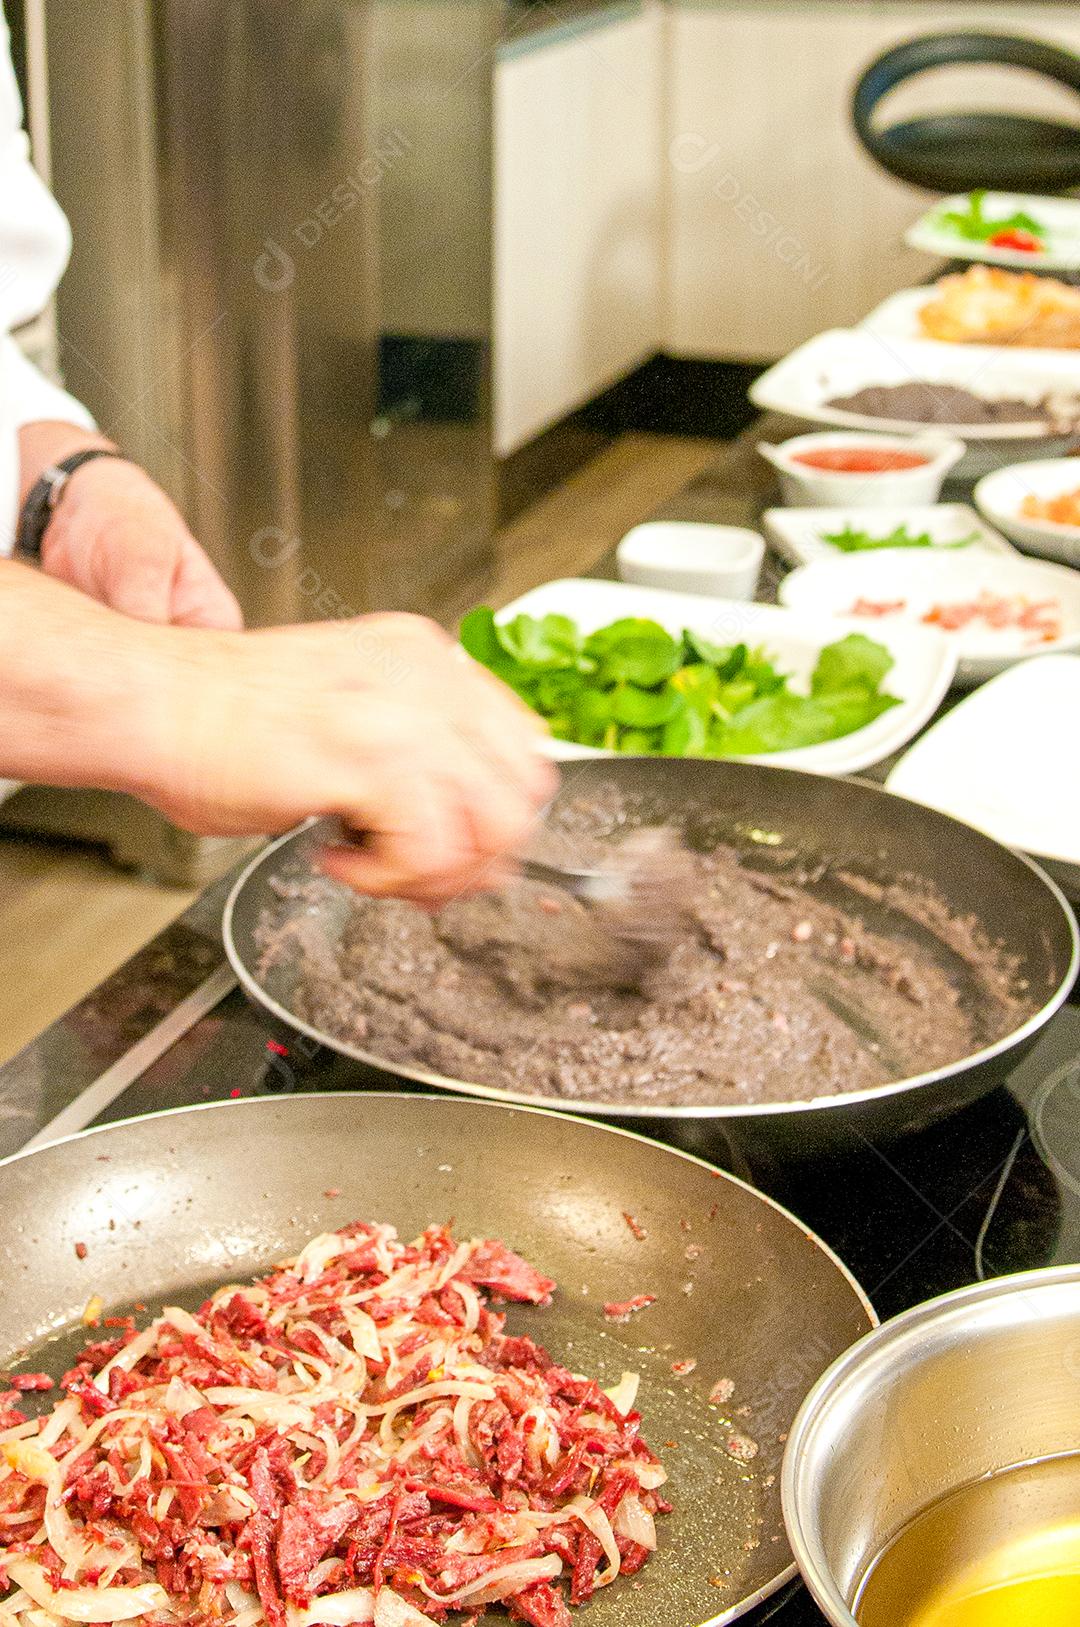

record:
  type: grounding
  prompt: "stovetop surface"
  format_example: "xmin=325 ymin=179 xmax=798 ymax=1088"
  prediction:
xmin=0 ymin=869 xmax=1076 ymax=1626
xmin=83 ymin=986 xmax=1080 ymax=1625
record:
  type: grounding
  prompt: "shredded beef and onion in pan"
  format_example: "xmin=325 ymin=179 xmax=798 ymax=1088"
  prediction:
xmin=0 ymin=1223 xmax=666 ymax=1627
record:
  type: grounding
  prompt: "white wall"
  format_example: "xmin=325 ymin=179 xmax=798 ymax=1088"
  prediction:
xmin=493 ymin=1 xmax=1080 ymax=452
xmin=493 ymin=5 xmax=664 ymax=457
xmin=664 ymin=3 xmax=1080 ymax=360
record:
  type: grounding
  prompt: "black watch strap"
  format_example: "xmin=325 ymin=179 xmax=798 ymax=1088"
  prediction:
xmin=15 ymin=448 xmax=128 ymax=560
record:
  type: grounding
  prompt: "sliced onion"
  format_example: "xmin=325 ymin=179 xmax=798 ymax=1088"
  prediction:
xmin=286 ymin=1587 xmax=376 ymax=1627
xmin=622 ymin=1458 xmax=667 ymax=1491
xmin=602 ymin=1372 xmax=640 ymax=1417
xmin=612 ymin=1492 xmax=657 ymax=1551
xmin=377 ymin=1381 xmax=494 ymax=1448
xmin=163 ymin=1377 xmax=207 ymax=1418
xmin=202 ymin=1388 xmax=316 ymax=1428
xmin=565 ymin=1496 xmax=621 ymax=1587
xmin=2 ymin=1440 xmax=90 ymax=1576
xmin=444 ymin=1279 xmax=480 ymax=1335
xmin=419 ymin=1554 xmax=562 ymax=1607
xmin=433 ymin=1245 xmax=472 ymax=1293
xmin=293 ymin=1233 xmax=347 ymax=1285
xmin=373 ymin=1590 xmax=436 ymax=1627
xmin=6 ymin=1560 xmax=168 ymax=1622
xmin=91 ymin=1323 xmax=160 ymax=1395
xmin=34 ymin=1401 xmax=81 ymax=1453
xmin=202 ymin=1485 xmax=258 ymax=1524
xmin=342 ymin=1309 xmax=381 ymax=1363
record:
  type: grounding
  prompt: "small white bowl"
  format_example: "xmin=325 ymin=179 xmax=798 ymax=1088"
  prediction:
xmin=759 ymin=431 xmax=965 ymax=508
xmin=616 ymin=521 xmax=764 ymax=600
xmin=975 ymin=457 xmax=1080 ymax=566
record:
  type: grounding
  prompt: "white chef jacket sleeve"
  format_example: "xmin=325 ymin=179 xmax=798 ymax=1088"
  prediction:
xmin=0 ymin=10 xmax=96 ymax=429
xmin=2 ymin=334 xmax=94 ymax=431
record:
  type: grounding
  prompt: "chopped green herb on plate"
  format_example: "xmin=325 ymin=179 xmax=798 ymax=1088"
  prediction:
xmin=460 ymin=607 xmax=900 ymax=757
xmin=820 ymin=523 xmax=979 ymax=553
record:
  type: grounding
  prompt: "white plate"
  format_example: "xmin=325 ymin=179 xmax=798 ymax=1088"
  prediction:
xmin=975 ymin=457 xmax=1080 ymax=566
xmin=762 ymin=503 xmax=1014 ymax=568
xmin=778 ymin=548 xmax=1080 ymax=686
xmin=749 ymin=329 xmax=1080 ymax=442
xmin=862 ymin=283 xmax=1080 ymax=360
xmin=906 ymin=191 xmax=1080 ymax=272
xmin=861 ymin=287 xmax=939 ymax=345
xmin=887 ymin=655 xmax=1080 ymax=897
xmin=495 ymin=577 xmax=955 ymax=776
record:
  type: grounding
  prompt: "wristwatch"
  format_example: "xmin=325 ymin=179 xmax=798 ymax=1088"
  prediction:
xmin=15 ymin=447 xmax=128 ymax=560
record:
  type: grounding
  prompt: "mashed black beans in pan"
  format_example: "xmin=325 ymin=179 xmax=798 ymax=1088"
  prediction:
xmin=255 ymin=799 xmax=1024 ymax=1110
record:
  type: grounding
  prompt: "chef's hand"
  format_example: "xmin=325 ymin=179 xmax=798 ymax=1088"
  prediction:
xmin=142 ymin=612 xmax=556 ymax=907
xmin=40 ymin=455 xmax=244 ymax=631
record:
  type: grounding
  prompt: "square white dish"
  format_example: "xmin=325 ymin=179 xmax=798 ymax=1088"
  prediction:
xmin=495 ymin=577 xmax=956 ymax=777
xmin=748 ymin=329 xmax=1080 ymax=442
xmin=906 ymin=191 xmax=1080 ymax=272
xmin=762 ymin=504 xmax=1014 ymax=568
xmin=887 ymin=654 xmax=1080 ymax=897
xmin=974 ymin=458 xmax=1080 ymax=566
xmin=777 ymin=548 xmax=1080 ymax=687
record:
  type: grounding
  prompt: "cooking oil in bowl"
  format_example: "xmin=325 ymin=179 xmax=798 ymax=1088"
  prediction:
xmin=855 ymin=1452 xmax=1080 ymax=1626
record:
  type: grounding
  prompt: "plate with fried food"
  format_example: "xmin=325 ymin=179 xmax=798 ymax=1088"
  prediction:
xmin=975 ymin=457 xmax=1080 ymax=565
xmin=864 ymin=267 xmax=1080 ymax=353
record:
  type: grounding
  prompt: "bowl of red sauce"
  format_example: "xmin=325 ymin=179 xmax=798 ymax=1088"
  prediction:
xmin=760 ymin=431 xmax=965 ymax=507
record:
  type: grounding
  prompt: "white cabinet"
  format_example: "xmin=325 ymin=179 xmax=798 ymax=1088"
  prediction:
xmin=664 ymin=3 xmax=1080 ymax=361
xmin=493 ymin=6 xmax=664 ymax=457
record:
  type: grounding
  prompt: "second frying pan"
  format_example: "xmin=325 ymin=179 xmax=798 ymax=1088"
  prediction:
xmin=0 ymin=1093 xmax=874 ymax=1626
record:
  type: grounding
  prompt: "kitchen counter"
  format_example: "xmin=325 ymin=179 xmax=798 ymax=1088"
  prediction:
xmin=1 ymin=412 xmax=1078 ymax=1627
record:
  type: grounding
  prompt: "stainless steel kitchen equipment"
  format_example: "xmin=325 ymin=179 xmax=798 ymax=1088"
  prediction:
xmin=223 ymin=758 xmax=1078 ymax=1156
xmin=782 ymin=1265 xmax=1080 ymax=1626
xmin=0 ymin=1091 xmax=874 ymax=1627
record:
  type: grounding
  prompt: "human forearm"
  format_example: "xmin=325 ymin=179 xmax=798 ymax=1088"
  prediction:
xmin=0 ymin=567 xmax=552 ymax=906
xmin=0 ymin=556 xmax=172 ymax=795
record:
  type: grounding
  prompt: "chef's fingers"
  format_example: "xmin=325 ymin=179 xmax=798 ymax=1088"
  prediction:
xmin=318 ymin=767 xmax=499 ymax=907
xmin=169 ymin=538 xmax=245 ymax=631
xmin=453 ymin=680 xmax=556 ymax=812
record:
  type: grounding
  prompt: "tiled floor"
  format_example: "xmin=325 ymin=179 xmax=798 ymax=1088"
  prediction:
xmin=0 ymin=431 xmax=720 ymax=1065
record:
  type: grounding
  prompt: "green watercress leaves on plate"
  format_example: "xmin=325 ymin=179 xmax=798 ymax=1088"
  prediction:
xmin=460 ymin=608 xmax=900 ymax=758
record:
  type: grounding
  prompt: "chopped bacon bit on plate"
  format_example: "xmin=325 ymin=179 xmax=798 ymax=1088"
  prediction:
xmin=73 ymin=1241 xmax=88 ymax=1260
xmin=621 ymin=1211 xmax=647 ymax=1241
xmin=671 ymin=1359 xmax=697 ymax=1377
xmin=847 ymin=589 xmax=1063 ymax=646
xmin=848 ymin=597 xmax=906 ymax=618
xmin=709 ymin=1378 xmax=736 ymax=1406
xmin=603 ymin=1295 xmax=657 ymax=1323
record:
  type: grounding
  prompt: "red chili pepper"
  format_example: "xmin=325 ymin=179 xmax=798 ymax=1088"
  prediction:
xmin=987 ymin=228 xmax=1044 ymax=253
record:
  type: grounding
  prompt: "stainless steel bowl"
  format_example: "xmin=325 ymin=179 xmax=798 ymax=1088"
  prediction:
xmin=781 ymin=1266 xmax=1080 ymax=1624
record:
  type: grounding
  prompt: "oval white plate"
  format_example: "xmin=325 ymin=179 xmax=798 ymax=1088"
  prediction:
xmin=492 ymin=577 xmax=955 ymax=776
xmin=887 ymin=654 xmax=1080 ymax=898
xmin=778 ymin=549 xmax=1080 ymax=686
xmin=905 ymin=191 xmax=1080 ymax=273
xmin=748 ymin=331 xmax=1080 ymax=484
xmin=975 ymin=457 xmax=1080 ymax=566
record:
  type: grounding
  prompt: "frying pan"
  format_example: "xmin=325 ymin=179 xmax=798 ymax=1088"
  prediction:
xmin=0 ymin=1093 xmax=874 ymax=1626
xmin=224 ymin=759 xmax=1078 ymax=1158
